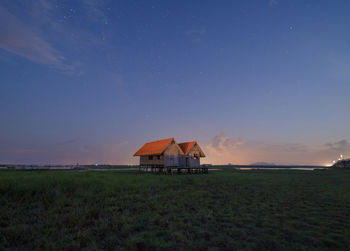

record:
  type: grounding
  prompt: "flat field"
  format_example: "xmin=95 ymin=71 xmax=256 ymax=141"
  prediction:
xmin=1 ymin=168 xmax=350 ymax=250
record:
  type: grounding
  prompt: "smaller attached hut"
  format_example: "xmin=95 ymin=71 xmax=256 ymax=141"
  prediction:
xmin=133 ymin=137 xmax=207 ymax=174
xmin=178 ymin=141 xmax=206 ymax=168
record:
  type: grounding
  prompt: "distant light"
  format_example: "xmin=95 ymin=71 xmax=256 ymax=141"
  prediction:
xmin=95 ymin=164 xmax=98 ymax=166
xmin=340 ymin=154 xmax=343 ymax=159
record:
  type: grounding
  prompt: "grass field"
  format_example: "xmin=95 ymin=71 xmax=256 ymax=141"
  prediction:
xmin=1 ymin=168 xmax=350 ymax=250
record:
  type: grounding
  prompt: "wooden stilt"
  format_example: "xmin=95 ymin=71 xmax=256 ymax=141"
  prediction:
xmin=137 ymin=164 xmax=208 ymax=175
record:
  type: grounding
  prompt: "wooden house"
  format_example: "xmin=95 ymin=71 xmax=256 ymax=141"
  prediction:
xmin=133 ymin=138 xmax=205 ymax=168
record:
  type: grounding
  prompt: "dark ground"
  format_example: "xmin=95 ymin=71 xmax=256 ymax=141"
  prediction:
xmin=1 ymin=168 xmax=350 ymax=250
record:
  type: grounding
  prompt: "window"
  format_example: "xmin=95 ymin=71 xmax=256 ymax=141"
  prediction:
xmin=148 ymin=155 xmax=153 ymax=160
xmin=157 ymin=155 xmax=161 ymax=160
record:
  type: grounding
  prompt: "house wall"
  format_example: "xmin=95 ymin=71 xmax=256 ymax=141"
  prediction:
xmin=185 ymin=145 xmax=202 ymax=167
xmin=163 ymin=142 xmax=181 ymax=156
xmin=179 ymin=156 xmax=186 ymax=167
xmin=140 ymin=155 xmax=164 ymax=166
xmin=139 ymin=141 xmax=184 ymax=166
xmin=187 ymin=157 xmax=200 ymax=167
xmin=187 ymin=145 xmax=202 ymax=157
xmin=164 ymin=142 xmax=183 ymax=167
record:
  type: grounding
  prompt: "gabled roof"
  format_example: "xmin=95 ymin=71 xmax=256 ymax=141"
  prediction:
xmin=178 ymin=141 xmax=196 ymax=154
xmin=178 ymin=141 xmax=206 ymax=157
xmin=133 ymin=138 xmax=176 ymax=156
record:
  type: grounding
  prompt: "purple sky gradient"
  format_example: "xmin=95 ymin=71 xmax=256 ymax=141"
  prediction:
xmin=0 ymin=0 xmax=349 ymax=165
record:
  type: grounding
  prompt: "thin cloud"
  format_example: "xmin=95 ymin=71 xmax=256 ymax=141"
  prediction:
xmin=56 ymin=138 xmax=81 ymax=145
xmin=208 ymin=133 xmax=243 ymax=152
xmin=205 ymin=133 xmax=245 ymax=164
xmin=204 ymin=134 xmax=350 ymax=165
xmin=82 ymin=0 xmax=109 ymax=23
xmin=0 ymin=1 xmax=111 ymax=73
xmin=0 ymin=148 xmax=46 ymax=154
xmin=264 ymin=143 xmax=307 ymax=153
xmin=324 ymin=139 xmax=350 ymax=153
xmin=0 ymin=5 xmax=73 ymax=70
xmin=0 ymin=140 xmax=133 ymax=165
xmin=185 ymin=27 xmax=206 ymax=36
xmin=185 ymin=27 xmax=207 ymax=43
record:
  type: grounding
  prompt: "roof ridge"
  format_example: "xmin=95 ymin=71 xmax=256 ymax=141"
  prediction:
xmin=147 ymin=137 xmax=174 ymax=143
xmin=177 ymin=141 xmax=196 ymax=155
xmin=133 ymin=137 xmax=175 ymax=156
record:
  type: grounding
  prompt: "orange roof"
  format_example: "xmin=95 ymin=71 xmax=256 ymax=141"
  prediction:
xmin=133 ymin=138 xmax=175 ymax=156
xmin=178 ymin=141 xmax=196 ymax=154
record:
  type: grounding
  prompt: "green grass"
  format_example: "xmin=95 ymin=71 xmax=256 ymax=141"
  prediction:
xmin=1 ymin=168 xmax=350 ymax=250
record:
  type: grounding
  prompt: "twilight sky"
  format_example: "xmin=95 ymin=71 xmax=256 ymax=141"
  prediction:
xmin=0 ymin=0 xmax=349 ymax=166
